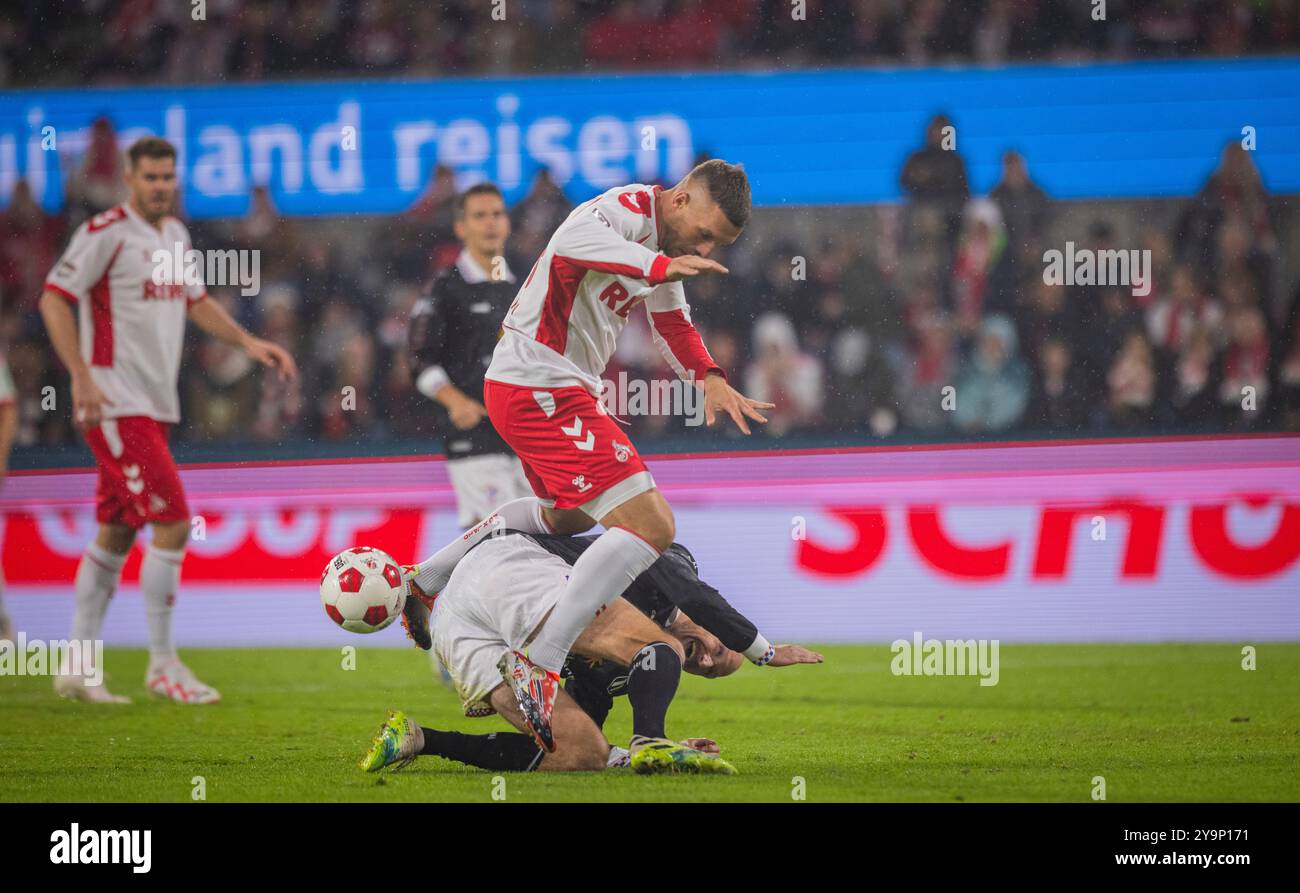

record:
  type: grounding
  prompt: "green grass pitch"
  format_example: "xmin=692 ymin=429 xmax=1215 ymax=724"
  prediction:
xmin=2 ymin=644 xmax=1297 ymax=802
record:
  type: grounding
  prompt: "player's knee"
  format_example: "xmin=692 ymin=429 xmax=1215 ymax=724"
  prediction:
xmin=97 ymin=524 xmax=136 ymax=555
xmin=151 ymin=521 xmax=189 ymax=550
xmin=638 ymin=511 xmax=675 ymax=553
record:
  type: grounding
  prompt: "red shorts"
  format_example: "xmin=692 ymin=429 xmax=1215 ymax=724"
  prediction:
xmin=483 ymin=379 xmax=655 ymax=516
xmin=83 ymin=416 xmax=190 ymax=529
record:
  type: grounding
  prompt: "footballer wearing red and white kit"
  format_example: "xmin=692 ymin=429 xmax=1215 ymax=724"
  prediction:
xmin=38 ymin=136 xmax=298 ymax=705
xmin=410 ymin=159 xmax=774 ymax=753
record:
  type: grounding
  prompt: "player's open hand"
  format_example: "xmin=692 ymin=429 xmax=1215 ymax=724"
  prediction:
xmin=71 ymin=373 xmax=113 ymax=430
xmin=702 ymin=374 xmax=774 ymax=435
xmin=681 ymin=738 xmax=721 ymax=754
xmin=664 ymin=255 xmax=728 ymax=281
xmin=768 ymin=645 xmax=824 ymax=667
xmin=246 ymin=337 xmax=299 ymax=382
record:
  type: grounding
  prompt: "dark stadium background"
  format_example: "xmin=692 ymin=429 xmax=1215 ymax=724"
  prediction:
xmin=2 ymin=0 xmax=1298 ymax=465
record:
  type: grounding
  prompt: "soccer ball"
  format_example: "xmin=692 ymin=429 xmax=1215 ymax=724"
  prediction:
xmin=320 ymin=546 xmax=407 ymax=634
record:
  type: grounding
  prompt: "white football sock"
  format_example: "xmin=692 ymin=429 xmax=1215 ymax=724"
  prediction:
xmin=71 ymin=542 xmax=128 ymax=644
xmin=526 ymin=527 xmax=661 ymax=672
xmin=140 ymin=544 xmax=184 ymax=661
xmin=415 ymin=496 xmax=550 ymax=594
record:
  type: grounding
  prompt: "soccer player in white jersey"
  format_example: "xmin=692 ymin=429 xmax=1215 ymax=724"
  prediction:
xmin=38 ymin=136 xmax=298 ymax=704
xmin=407 ymin=160 xmax=774 ymax=751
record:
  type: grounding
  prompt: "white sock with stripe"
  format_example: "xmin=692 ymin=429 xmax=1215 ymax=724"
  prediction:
xmin=415 ymin=496 xmax=550 ymax=595
xmin=526 ymin=526 xmax=661 ymax=672
xmin=141 ymin=545 xmax=184 ymax=662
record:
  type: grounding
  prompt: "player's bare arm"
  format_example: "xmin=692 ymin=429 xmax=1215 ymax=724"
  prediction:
xmin=38 ymin=288 xmax=112 ymax=429
xmin=187 ymin=297 xmax=299 ymax=381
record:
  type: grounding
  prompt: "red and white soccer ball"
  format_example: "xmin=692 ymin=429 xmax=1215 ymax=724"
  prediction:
xmin=320 ymin=546 xmax=407 ymax=634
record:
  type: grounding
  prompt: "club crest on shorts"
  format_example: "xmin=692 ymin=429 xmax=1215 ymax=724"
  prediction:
xmin=612 ymin=441 xmax=631 ymax=463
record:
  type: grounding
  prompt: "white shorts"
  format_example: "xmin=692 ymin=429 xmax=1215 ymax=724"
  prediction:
xmin=431 ymin=535 xmax=568 ymax=715
xmin=445 ymin=453 xmax=534 ymax=528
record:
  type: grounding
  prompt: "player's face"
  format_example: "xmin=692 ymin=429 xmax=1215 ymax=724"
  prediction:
xmin=455 ymin=193 xmax=510 ymax=256
xmin=672 ymin=616 xmax=743 ymax=678
xmin=661 ymin=190 xmax=741 ymax=259
xmin=126 ymin=156 xmax=177 ymax=221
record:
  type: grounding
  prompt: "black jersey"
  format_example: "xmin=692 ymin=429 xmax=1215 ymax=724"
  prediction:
xmin=407 ymin=251 xmax=519 ymax=459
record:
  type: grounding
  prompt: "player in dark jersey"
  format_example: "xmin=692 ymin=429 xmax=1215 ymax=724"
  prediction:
xmin=407 ymin=182 xmax=532 ymax=528
xmin=367 ymin=532 xmax=821 ymax=773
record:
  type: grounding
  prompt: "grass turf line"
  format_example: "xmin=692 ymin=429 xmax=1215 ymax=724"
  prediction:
xmin=1 ymin=644 xmax=1296 ymax=802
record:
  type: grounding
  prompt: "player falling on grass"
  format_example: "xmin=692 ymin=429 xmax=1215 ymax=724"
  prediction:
xmin=370 ymin=532 xmax=822 ymax=774
xmin=38 ymin=136 xmax=298 ymax=703
xmin=406 ymin=159 xmax=774 ymax=752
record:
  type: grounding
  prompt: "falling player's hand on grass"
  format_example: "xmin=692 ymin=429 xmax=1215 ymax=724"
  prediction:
xmin=681 ymin=738 xmax=721 ymax=754
xmin=768 ymin=645 xmax=824 ymax=667
xmin=664 ymin=255 xmax=728 ymax=281
xmin=245 ymin=337 xmax=298 ymax=382
xmin=71 ymin=372 xmax=113 ymax=430
xmin=702 ymin=373 xmax=774 ymax=435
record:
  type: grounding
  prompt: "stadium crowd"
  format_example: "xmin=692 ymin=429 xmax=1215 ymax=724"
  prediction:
xmin=2 ymin=111 xmax=1298 ymax=451
xmin=3 ymin=0 xmax=1300 ymax=87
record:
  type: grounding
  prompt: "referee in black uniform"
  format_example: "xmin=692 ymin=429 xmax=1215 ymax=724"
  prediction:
xmin=407 ymin=182 xmax=532 ymax=528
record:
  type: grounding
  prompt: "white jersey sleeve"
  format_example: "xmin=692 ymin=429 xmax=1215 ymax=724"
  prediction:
xmin=550 ymin=191 xmax=671 ymax=285
xmin=44 ymin=212 xmax=121 ymax=303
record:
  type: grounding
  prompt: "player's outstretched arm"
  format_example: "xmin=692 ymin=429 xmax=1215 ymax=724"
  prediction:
xmin=187 ymin=297 xmax=298 ymax=381
xmin=701 ymin=372 xmax=774 ymax=435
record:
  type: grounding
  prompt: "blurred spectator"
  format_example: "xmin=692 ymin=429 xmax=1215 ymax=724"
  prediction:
xmin=1220 ymin=306 xmax=1271 ymax=427
xmin=66 ymin=117 xmax=126 ymax=220
xmin=1025 ymin=337 xmax=1090 ymax=433
xmin=1107 ymin=330 xmax=1159 ymax=429
xmin=0 ymin=180 xmax=65 ymax=313
xmin=900 ymin=114 xmax=969 ymax=271
xmin=824 ymin=327 xmax=898 ymax=437
xmin=744 ymin=313 xmax=824 ymax=437
xmin=3 ymin=1 xmax=1300 ymax=87
xmin=235 ymin=185 xmax=301 ymax=282
xmin=1146 ymin=264 xmax=1223 ymax=355
xmin=1175 ymin=142 xmax=1276 ymax=277
xmin=511 ymin=168 xmax=573 ymax=263
xmin=989 ymin=150 xmax=1049 ymax=297
xmin=950 ymin=199 xmax=1009 ymax=335
xmin=953 ymin=314 xmax=1029 ymax=433
xmin=1166 ymin=327 xmax=1222 ymax=426
xmin=895 ymin=309 xmax=955 ymax=437
xmin=1274 ymin=283 xmax=1300 ymax=431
